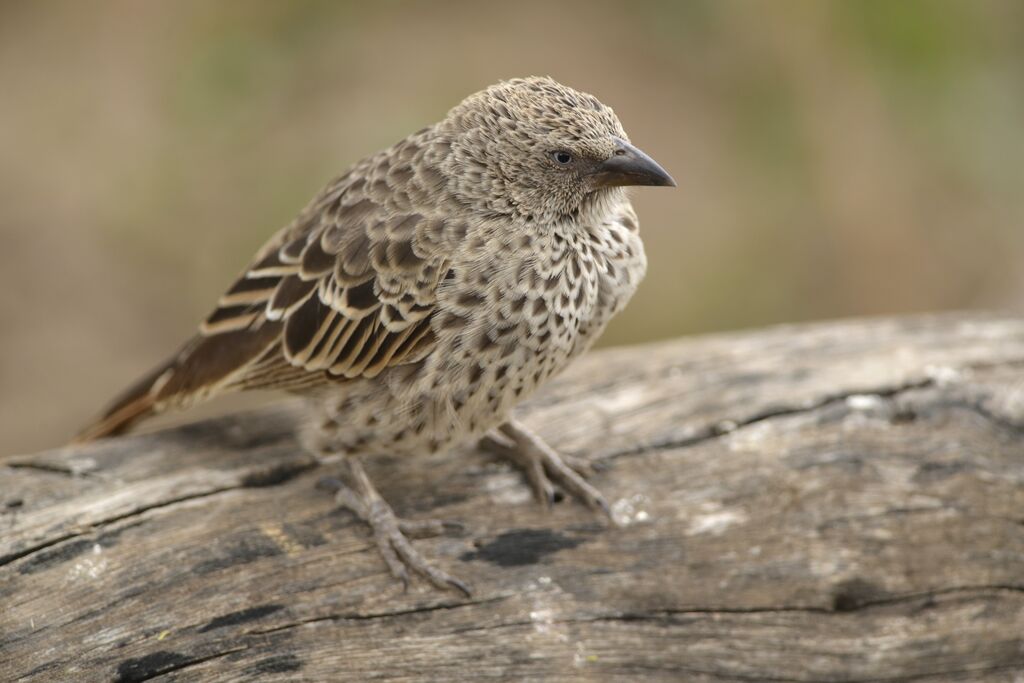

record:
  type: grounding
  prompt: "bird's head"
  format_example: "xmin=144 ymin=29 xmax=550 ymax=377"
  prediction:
xmin=440 ymin=77 xmax=674 ymax=224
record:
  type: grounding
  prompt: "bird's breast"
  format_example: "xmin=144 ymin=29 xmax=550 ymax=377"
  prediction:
xmin=423 ymin=203 xmax=646 ymax=411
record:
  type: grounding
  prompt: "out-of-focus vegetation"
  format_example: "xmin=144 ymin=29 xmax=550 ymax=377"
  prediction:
xmin=1 ymin=0 xmax=1022 ymax=454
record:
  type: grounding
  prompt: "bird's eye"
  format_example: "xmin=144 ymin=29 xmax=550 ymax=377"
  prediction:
xmin=551 ymin=150 xmax=573 ymax=166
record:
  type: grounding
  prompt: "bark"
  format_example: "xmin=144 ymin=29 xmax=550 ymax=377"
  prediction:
xmin=2 ymin=313 xmax=1023 ymax=682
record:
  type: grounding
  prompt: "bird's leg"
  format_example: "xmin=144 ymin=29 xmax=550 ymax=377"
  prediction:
xmin=318 ymin=456 xmax=470 ymax=596
xmin=482 ymin=419 xmax=610 ymax=516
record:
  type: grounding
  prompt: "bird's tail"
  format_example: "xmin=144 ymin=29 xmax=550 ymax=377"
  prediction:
xmin=73 ymin=357 xmax=177 ymax=443
xmin=74 ymin=322 xmax=287 ymax=443
xmin=74 ymin=334 xmax=215 ymax=443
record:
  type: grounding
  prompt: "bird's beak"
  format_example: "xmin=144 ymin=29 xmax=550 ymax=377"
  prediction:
xmin=590 ymin=137 xmax=676 ymax=189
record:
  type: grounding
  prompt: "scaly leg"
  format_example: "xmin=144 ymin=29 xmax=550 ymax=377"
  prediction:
xmin=481 ymin=419 xmax=610 ymax=516
xmin=319 ymin=456 xmax=470 ymax=596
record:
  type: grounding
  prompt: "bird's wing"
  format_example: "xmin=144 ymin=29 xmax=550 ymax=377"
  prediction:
xmin=76 ymin=144 xmax=458 ymax=440
xmin=209 ymin=184 xmax=447 ymax=392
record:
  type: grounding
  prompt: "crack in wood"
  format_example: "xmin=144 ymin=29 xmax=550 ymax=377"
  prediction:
xmin=248 ymin=594 xmax=510 ymax=636
xmin=601 ymin=358 xmax=1024 ymax=463
xmin=0 ymin=459 xmax=316 ymax=570
xmin=605 ymin=377 xmax=936 ymax=460
xmin=608 ymin=584 xmax=1024 ymax=619
xmin=0 ymin=532 xmax=79 ymax=571
xmin=0 ymin=488 xmax=240 ymax=569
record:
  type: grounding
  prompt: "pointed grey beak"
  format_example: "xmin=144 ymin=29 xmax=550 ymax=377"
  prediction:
xmin=590 ymin=137 xmax=676 ymax=189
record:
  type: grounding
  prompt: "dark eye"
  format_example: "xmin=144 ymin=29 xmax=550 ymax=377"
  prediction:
xmin=551 ymin=150 xmax=573 ymax=166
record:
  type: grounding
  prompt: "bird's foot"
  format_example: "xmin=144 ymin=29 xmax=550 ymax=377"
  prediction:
xmin=317 ymin=459 xmax=471 ymax=597
xmin=481 ymin=419 xmax=610 ymax=517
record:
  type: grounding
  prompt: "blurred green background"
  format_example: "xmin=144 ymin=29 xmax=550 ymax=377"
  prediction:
xmin=2 ymin=0 xmax=1022 ymax=455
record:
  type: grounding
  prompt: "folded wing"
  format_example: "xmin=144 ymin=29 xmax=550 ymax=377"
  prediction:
xmin=75 ymin=155 xmax=453 ymax=441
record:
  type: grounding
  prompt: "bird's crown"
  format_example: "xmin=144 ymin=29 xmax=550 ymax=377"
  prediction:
xmin=447 ymin=76 xmax=627 ymax=157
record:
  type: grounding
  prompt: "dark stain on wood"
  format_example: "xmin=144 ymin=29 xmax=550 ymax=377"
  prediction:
xmin=831 ymin=578 xmax=890 ymax=612
xmin=191 ymin=531 xmax=284 ymax=575
xmin=198 ymin=604 xmax=285 ymax=633
xmin=115 ymin=650 xmax=191 ymax=683
xmin=462 ymin=529 xmax=584 ymax=566
xmin=17 ymin=525 xmax=134 ymax=576
xmin=281 ymin=522 xmax=328 ymax=549
xmin=17 ymin=539 xmax=99 ymax=576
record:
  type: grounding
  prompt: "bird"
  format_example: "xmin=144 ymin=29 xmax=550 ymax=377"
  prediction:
xmin=75 ymin=76 xmax=675 ymax=594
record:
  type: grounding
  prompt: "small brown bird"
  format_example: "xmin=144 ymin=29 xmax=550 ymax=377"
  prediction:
xmin=76 ymin=76 xmax=674 ymax=593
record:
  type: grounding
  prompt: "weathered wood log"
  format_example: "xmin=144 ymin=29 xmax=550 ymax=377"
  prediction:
xmin=3 ymin=313 xmax=1024 ymax=682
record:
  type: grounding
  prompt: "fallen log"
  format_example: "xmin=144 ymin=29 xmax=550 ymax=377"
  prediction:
xmin=2 ymin=313 xmax=1023 ymax=681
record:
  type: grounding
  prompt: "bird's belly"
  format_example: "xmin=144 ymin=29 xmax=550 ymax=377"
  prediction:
xmin=307 ymin=297 xmax=600 ymax=459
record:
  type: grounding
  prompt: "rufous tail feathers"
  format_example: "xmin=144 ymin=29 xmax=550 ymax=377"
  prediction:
xmin=74 ymin=324 xmax=285 ymax=443
xmin=73 ymin=359 xmax=173 ymax=443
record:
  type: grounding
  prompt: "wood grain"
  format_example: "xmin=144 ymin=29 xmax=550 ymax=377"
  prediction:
xmin=3 ymin=313 xmax=1024 ymax=682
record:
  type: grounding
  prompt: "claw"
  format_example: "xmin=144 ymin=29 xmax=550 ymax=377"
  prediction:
xmin=327 ymin=457 xmax=472 ymax=596
xmin=488 ymin=419 xmax=611 ymax=518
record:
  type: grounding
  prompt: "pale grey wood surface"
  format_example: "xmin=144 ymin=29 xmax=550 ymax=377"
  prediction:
xmin=2 ymin=313 xmax=1023 ymax=682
